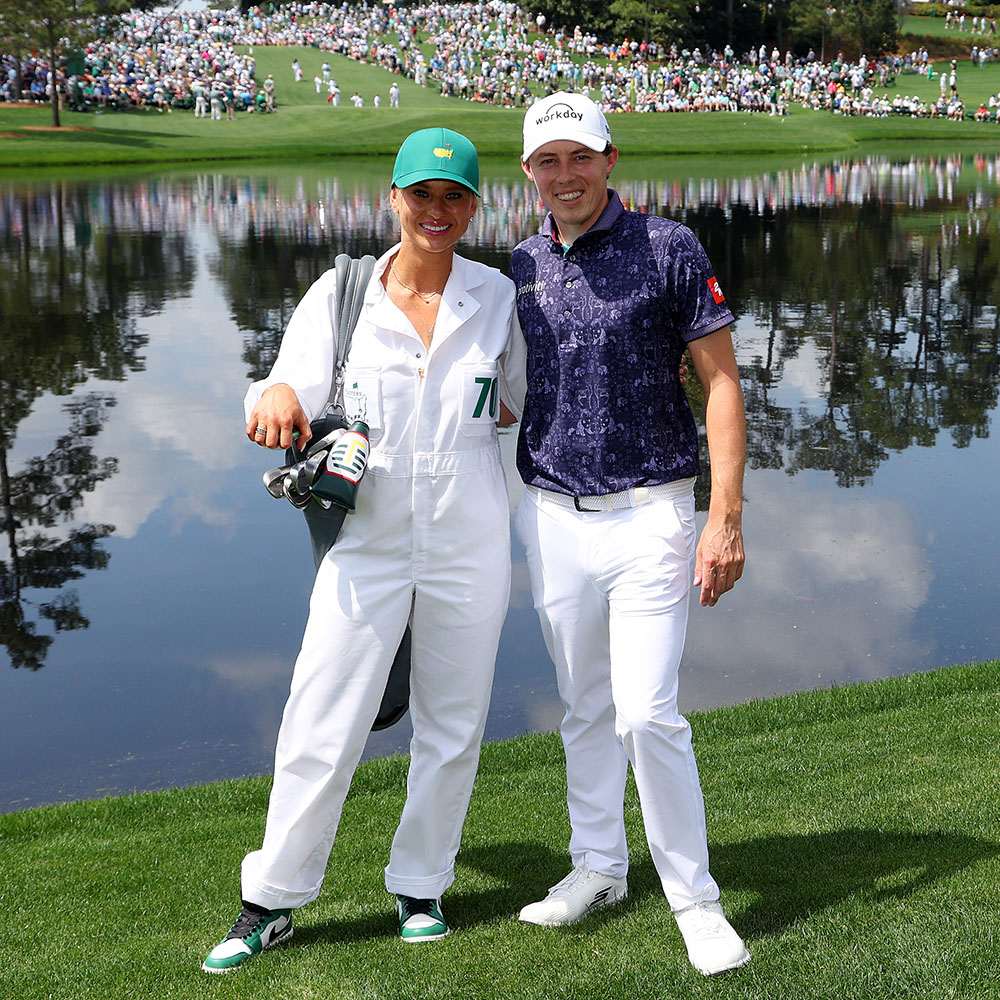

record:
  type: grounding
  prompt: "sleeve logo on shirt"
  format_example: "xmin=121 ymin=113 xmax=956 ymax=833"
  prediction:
xmin=707 ymin=277 xmax=726 ymax=304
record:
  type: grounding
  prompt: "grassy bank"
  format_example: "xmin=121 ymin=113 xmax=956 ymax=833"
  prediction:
xmin=2 ymin=661 xmax=999 ymax=999
xmin=2 ymin=45 xmax=1000 ymax=171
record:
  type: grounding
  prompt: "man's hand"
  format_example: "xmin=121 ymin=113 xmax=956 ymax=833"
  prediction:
xmin=694 ymin=512 xmax=745 ymax=607
xmin=246 ymin=383 xmax=312 ymax=450
xmin=688 ymin=326 xmax=747 ymax=608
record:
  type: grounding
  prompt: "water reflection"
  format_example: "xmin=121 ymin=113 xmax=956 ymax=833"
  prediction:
xmin=718 ymin=201 xmax=1000 ymax=485
xmin=0 ymin=395 xmax=115 ymax=669
xmin=1 ymin=153 xmax=998 ymax=809
xmin=0 ymin=179 xmax=167 ymax=670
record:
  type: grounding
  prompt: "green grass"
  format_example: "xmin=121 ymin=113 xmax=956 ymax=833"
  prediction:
xmin=901 ymin=12 xmax=996 ymax=41
xmin=898 ymin=14 xmax=995 ymax=58
xmin=902 ymin=13 xmax=960 ymax=40
xmin=3 ymin=44 xmax=1000 ymax=172
xmin=249 ymin=44 xmax=445 ymax=110
xmin=881 ymin=56 xmax=1000 ymax=108
xmin=2 ymin=661 xmax=999 ymax=999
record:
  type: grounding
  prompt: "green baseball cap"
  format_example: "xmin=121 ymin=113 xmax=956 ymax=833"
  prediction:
xmin=391 ymin=128 xmax=480 ymax=197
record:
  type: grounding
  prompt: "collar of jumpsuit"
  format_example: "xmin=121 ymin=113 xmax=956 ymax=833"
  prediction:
xmin=366 ymin=244 xmax=482 ymax=355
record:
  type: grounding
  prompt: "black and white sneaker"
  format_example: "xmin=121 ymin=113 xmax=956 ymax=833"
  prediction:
xmin=397 ymin=895 xmax=450 ymax=942
xmin=518 ymin=865 xmax=627 ymax=926
xmin=201 ymin=902 xmax=293 ymax=973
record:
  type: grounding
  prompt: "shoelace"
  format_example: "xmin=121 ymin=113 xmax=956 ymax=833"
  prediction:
xmin=680 ymin=904 xmax=726 ymax=939
xmin=225 ymin=906 xmax=269 ymax=942
xmin=399 ymin=896 xmax=435 ymax=918
xmin=547 ymin=865 xmax=594 ymax=897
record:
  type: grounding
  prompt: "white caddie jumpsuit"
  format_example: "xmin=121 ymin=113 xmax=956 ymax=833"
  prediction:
xmin=241 ymin=247 xmax=526 ymax=910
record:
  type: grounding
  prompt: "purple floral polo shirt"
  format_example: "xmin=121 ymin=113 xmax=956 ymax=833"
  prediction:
xmin=511 ymin=190 xmax=734 ymax=497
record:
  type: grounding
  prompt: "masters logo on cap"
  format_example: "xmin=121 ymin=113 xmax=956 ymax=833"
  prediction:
xmin=522 ymin=91 xmax=613 ymax=162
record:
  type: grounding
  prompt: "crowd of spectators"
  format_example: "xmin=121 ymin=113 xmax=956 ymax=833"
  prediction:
xmin=2 ymin=1 xmax=1000 ymax=124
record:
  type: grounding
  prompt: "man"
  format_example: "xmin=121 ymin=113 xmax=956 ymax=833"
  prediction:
xmin=192 ymin=78 xmax=207 ymax=118
xmin=511 ymin=91 xmax=750 ymax=977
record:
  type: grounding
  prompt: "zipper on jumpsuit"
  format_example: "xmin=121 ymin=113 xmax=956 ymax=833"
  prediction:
xmin=411 ymin=338 xmax=430 ymax=580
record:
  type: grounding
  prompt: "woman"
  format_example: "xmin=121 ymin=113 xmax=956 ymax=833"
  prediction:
xmin=203 ymin=128 xmax=525 ymax=972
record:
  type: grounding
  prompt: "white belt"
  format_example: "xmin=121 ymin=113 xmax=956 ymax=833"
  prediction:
xmin=529 ymin=478 xmax=696 ymax=512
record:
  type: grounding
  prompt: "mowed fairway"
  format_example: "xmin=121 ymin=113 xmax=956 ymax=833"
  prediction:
xmin=2 ymin=43 xmax=1000 ymax=170
xmin=1 ymin=663 xmax=999 ymax=1000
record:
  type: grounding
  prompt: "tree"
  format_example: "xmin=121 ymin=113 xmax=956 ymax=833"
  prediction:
xmin=788 ymin=0 xmax=899 ymax=57
xmin=0 ymin=0 xmax=131 ymax=127
xmin=838 ymin=0 xmax=899 ymax=57
xmin=608 ymin=1 xmax=689 ymax=46
xmin=788 ymin=0 xmax=841 ymax=60
xmin=528 ymin=1 xmax=615 ymax=39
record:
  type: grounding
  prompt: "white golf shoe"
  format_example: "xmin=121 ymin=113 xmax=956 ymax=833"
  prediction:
xmin=673 ymin=900 xmax=750 ymax=975
xmin=518 ymin=865 xmax=628 ymax=926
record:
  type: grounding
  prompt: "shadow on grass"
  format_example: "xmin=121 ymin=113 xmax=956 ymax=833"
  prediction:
xmin=453 ymin=841 xmax=607 ymax=929
xmin=7 ymin=113 xmax=185 ymax=146
xmin=295 ymin=841 xmax=576 ymax=947
xmin=35 ymin=128 xmax=158 ymax=147
xmin=710 ymin=827 xmax=1000 ymax=940
xmin=458 ymin=828 xmax=1000 ymax=942
xmin=276 ymin=827 xmax=1000 ymax=949
xmin=295 ymin=909 xmax=401 ymax=947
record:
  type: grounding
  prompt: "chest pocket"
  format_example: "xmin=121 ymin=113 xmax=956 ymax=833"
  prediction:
xmin=460 ymin=361 xmax=500 ymax=436
xmin=341 ymin=366 xmax=383 ymax=442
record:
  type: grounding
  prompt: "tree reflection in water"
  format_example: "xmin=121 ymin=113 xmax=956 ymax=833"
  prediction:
xmin=682 ymin=195 xmax=1000 ymax=488
xmin=1 ymin=154 xmax=998 ymax=673
xmin=0 ymin=178 xmax=193 ymax=668
xmin=212 ymin=156 xmax=1000 ymax=490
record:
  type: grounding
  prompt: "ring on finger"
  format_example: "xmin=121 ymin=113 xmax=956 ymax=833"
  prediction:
xmin=255 ymin=426 xmax=267 ymax=436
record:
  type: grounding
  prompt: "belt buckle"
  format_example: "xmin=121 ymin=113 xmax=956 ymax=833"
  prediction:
xmin=573 ymin=495 xmax=602 ymax=512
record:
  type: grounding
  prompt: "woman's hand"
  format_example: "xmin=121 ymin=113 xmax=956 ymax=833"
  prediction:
xmin=246 ymin=383 xmax=312 ymax=450
xmin=497 ymin=401 xmax=517 ymax=427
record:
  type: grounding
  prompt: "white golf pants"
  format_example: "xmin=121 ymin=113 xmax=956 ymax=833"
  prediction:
xmin=515 ymin=484 xmax=720 ymax=910
xmin=242 ymin=463 xmax=510 ymax=910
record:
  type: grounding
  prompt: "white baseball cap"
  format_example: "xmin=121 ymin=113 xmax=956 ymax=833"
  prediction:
xmin=522 ymin=91 xmax=613 ymax=162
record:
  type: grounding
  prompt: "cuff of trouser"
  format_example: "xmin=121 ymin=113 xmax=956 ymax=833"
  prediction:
xmin=666 ymin=883 xmax=721 ymax=912
xmin=384 ymin=865 xmax=455 ymax=899
xmin=242 ymin=855 xmax=320 ymax=911
xmin=572 ymin=850 xmax=629 ymax=881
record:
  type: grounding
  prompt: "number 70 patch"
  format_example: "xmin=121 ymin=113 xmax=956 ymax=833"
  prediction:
xmin=462 ymin=363 xmax=499 ymax=434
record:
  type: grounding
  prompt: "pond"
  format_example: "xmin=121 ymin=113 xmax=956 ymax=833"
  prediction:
xmin=2 ymin=151 xmax=998 ymax=812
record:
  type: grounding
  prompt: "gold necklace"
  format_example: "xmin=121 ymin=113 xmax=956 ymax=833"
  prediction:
xmin=390 ymin=262 xmax=445 ymax=304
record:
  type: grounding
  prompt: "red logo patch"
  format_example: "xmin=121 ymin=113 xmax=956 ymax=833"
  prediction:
xmin=707 ymin=277 xmax=726 ymax=304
